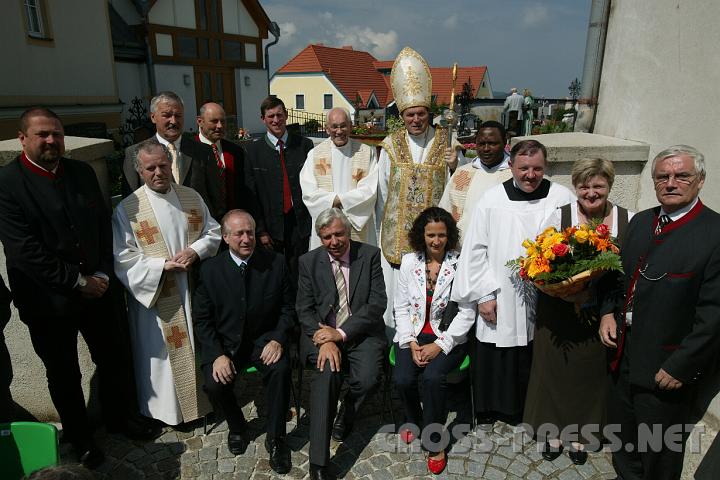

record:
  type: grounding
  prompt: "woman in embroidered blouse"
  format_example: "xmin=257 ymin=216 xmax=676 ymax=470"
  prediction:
xmin=392 ymin=207 xmax=476 ymax=475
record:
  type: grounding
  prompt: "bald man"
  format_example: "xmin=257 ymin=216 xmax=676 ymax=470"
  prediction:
xmin=196 ymin=102 xmax=255 ymax=214
xmin=299 ymin=107 xmax=379 ymax=250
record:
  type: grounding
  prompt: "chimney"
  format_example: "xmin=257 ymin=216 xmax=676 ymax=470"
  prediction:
xmin=341 ymin=45 xmax=353 ymax=50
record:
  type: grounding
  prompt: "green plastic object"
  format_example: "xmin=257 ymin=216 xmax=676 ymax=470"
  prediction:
xmin=0 ymin=422 xmax=59 ymax=479
xmin=389 ymin=344 xmax=470 ymax=372
xmin=244 ymin=365 xmax=258 ymax=374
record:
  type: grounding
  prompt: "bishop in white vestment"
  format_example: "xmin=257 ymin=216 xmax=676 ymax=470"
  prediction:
xmin=113 ymin=141 xmax=221 ymax=425
xmin=300 ymin=108 xmax=379 ymax=249
xmin=451 ymin=139 xmax=575 ymax=423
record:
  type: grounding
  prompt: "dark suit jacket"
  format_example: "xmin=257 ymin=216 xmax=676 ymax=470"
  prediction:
xmin=0 ymin=156 xmax=112 ymax=320
xmin=605 ymin=201 xmax=720 ymax=389
xmin=193 ymin=248 xmax=296 ymax=366
xmin=123 ymin=134 xmax=223 ymax=220
xmin=244 ymin=133 xmax=314 ymax=241
xmin=296 ymin=241 xmax=387 ymax=344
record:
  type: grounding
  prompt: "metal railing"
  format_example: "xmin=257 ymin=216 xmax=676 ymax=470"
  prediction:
xmin=286 ymin=108 xmax=328 ymax=137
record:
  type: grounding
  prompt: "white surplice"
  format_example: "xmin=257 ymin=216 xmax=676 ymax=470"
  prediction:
xmin=451 ymin=181 xmax=575 ymax=347
xmin=112 ymin=185 xmax=221 ymax=425
xmin=300 ymin=138 xmax=379 ymax=250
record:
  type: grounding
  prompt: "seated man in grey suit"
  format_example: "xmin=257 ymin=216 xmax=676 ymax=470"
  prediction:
xmin=297 ymin=208 xmax=387 ymax=480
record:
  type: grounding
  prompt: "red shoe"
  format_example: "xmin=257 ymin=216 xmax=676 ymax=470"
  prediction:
xmin=399 ymin=428 xmax=415 ymax=444
xmin=427 ymin=453 xmax=447 ymax=475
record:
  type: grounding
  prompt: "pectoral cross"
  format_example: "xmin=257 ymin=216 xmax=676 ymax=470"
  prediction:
xmin=315 ymin=158 xmax=331 ymax=176
xmin=166 ymin=325 xmax=188 ymax=349
xmin=135 ymin=220 xmax=160 ymax=246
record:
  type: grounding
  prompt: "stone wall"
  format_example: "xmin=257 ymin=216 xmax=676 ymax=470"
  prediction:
xmin=0 ymin=136 xmax=113 ymax=421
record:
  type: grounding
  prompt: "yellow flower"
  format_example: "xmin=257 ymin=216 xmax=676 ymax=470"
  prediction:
xmin=574 ymin=230 xmax=589 ymax=243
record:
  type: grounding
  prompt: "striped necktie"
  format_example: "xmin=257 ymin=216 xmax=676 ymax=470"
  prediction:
xmin=212 ymin=143 xmax=224 ymax=175
xmin=655 ymin=214 xmax=672 ymax=235
xmin=167 ymin=142 xmax=180 ymax=184
xmin=333 ymin=259 xmax=350 ymax=328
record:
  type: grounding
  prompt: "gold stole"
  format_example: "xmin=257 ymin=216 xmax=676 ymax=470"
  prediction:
xmin=124 ymin=185 xmax=209 ymax=422
xmin=380 ymin=128 xmax=449 ymax=264
xmin=313 ymin=139 xmax=372 ymax=242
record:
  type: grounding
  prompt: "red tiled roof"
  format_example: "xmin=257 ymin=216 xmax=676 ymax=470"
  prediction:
xmin=277 ymin=44 xmax=391 ymax=107
xmin=275 ymin=44 xmax=488 ymax=109
xmin=431 ymin=66 xmax=487 ymax=105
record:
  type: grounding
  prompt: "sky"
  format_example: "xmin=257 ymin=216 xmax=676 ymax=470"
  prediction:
xmin=261 ymin=0 xmax=592 ymax=99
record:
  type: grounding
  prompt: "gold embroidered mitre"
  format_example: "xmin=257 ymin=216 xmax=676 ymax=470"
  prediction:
xmin=391 ymin=47 xmax=432 ymax=113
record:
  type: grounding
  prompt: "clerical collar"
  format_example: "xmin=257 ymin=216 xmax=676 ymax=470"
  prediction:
xmin=229 ymin=249 xmax=252 ymax=267
xmin=503 ymin=178 xmax=551 ymax=201
xmin=266 ymin=130 xmax=288 ymax=148
xmin=472 ymin=151 xmax=510 ymax=172
xmin=660 ymin=196 xmax=699 ymax=222
xmin=21 ymin=151 xmax=62 ymax=178
xmin=155 ymin=133 xmax=181 ymax=152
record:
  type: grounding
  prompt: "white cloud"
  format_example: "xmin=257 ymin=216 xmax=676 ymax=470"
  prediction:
xmin=521 ymin=5 xmax=550 ymax=28
xmin=278 ymin=22 xmax=297 ymax=45
xmin=319 ymin=11 xmax=333 ymax=21
xmin=443 ymin=14 xmax=458 ymax=29
xmin=334 ymin=26 xmax=399 ymax=58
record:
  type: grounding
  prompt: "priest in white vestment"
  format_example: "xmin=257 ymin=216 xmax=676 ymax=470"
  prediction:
xmin=439 ymin=121 xmax=514 ymax=246
xmin=451 ymin=139 xmax=575 ymax=426
xmin=113 ymin=140 xmax=221 ymax=425
xmin=300 ymin=108 xmax=379 ymax=250
xmin=375 ymin=47 xmax=468 ymax=332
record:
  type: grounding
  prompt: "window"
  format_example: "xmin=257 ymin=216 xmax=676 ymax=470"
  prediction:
xmin=177 ymin=36 xmax=198 ymax=58
xmin=323 ymin=94 xmax=333 ymax=110
xmin=223 ymin=40 xmax=242 ymax=61
xmin=296 ymin=94 xmax=305 ymax=110
xmin=24 ymin=0 xmax=49 ymax=39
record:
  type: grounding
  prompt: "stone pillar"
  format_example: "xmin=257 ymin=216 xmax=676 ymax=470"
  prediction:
xmin=0 ymin=136 xmax=113 ymax=422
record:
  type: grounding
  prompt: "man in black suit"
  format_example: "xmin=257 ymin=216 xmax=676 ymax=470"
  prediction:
xmin=122 ymin=91 xmax=223 ymax=220
xmin=196 ymin=102 xmax=256 ymax=214
xmin=193 ymin=210 xmax=294 ymax=474
xmin=244 ymin=96 xmax=314 ymax=281
xmin=0 ymin=273 xmax=13 ymax=422
xmin=297 ymin=208 xmax=387 ymax=480
xmin=599 ymin=145 xmax=720 ymax=480
xmin=0 ymin=108 xmax=156 ymax=468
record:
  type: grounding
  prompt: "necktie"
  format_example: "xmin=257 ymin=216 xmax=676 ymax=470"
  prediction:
xmin=212 ymin=143 xmax=224 ymax=176
xmin=277 ymin=139 xmax=292 ymax=214
xmin=655 ymin=214 xmax=672 ymax=235
xmin=167 ymin=143 xmax=180 ymax=184
xmin=333 ymin=259 xmax=350 ymax=328
xmin=238 ymin=262 xmax=246 ymax=276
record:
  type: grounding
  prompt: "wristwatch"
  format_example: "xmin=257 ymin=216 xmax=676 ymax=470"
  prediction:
xmin=77 ymin=275 xmax=88 ymax=288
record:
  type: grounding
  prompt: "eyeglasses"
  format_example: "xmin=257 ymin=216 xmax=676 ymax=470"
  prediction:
xmin=653 ymin=173 xmax=698 ymax=186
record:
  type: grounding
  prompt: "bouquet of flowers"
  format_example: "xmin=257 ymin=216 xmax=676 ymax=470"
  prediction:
xmin=237 ymin=128 xmax=251 ymax=140
xmin=507 ymin=222 xmax=623 ymax=300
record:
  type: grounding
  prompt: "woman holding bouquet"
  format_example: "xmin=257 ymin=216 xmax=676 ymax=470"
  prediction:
xmin=523 ymin=158 xmax=633 ymax=465
xmin=393 ymin=207 xmax=476 ymax=475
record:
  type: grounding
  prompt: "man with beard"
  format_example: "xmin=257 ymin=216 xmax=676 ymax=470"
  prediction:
xmin=196 ymin=102 xmax=255 ymax=213
xmin=300 ymin=107 xmax=379 ymax=250
xmin=439 ymin=121 xmax=514 ymax=245
xmin=0 ymin=108 xmax=157 ymax=468
xmin=452 ymin=139 xmax=575 ymax=428
xmin=122 ymin=92 xmax=223 ymax=220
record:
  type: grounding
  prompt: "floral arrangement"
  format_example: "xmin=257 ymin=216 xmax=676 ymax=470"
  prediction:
xmin=507 ymin=222 xmax=623 ymax=298
xmin=462 ymin=142 xmax=477 ymax=159
xmin=237 ymin=128 xmax=251 ymax=140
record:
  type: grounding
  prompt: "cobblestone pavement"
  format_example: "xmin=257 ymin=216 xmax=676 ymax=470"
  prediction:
xmin=59 ymin=374 xmax=617 ymax=479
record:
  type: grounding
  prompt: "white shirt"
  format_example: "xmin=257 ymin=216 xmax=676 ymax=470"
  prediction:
xmin=198 ymin=132 xmax=224 ymax=168
xmin=660 ymin=197 xmax=699 ymax=222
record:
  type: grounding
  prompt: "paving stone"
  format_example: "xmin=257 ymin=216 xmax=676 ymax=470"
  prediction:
xmin=218 ymin=458 xmax=236 ymax=473
xmin=370 ymin=470 xmax=394 ymax=480
xmin=134 ymin=455 xmax=156 ymax=469
xmin=204 ymin=433 xmax=225 ymax=447
xmin=576 ymin=461 xmax=599 ymax=478
xmin=152 ymin=448 xmax=172 ymax=461
xmin=559 ymin=470 xmax=585 ymax=480
xmin=217 ymin=443 xmax=236 ymax=460
xmin=468 ymin=452 xmax=489 ymax=464
xmin=156 ymin=458 xmax=178 ymax=472
xmin=160 ymin=431 xmax=179 ymax=443
xmin=181 ymin=464 xmax=200 ymax=478
xmin=536 ymin=460 xmax=559 ymax=476
xmin=255 ymin=458 xmax=272 ymax=472
xmin=369 ymin=454 xmax=392 ymax=469
xmin=285 ymin=466 xmax=306 ymax=479
xmin=483 ymin=466 xmax=507 ymax=480
xmin=144 ymin=442 xmax=166 ymax=453
xmin=233 ymin=470 xmax=251 ymax=480
xmin=554 ymin=453 xmax=573 ymax=469
xmin=162 ymin=468 xmax=180 ymax=479
xmin=200 ymin=446 xmax=219 ymax=461
xmin=408 ymin=459 xmax=427 ymax=475
xmin=489 ymin=454 xmax=511 ymax=469
xmin=352 ymin=460 xmax=374 ymax=476
xmin=467 ymin=461 xmax=486 ymax=476
xmin=200 ymin=460 xmax=219 ymax=476
xmin=186 ymin=436 xmax=204 ymax=451
xmin=447 ymin=458 xmax=465 ymax=474
xmin=388 ymin=462 xmax=408 ymax=478
xmin=125 ymin=448 xmax=147 ymax=463
xmin=109 ymin=463 xmax=144 ymax=480
xmin=525 ymin=472 xmax=545 ymax=480
xmin=107 ymin=442 xmax=135 ymax=459
xmin=170 ymin=442 xmax=186 ymax=455
xmin=593 ymin=457 xmax=614 ymax=473
xmin=507 ymin=460 xmax=529 ymax=477
xmin=214 ymin=474 xmax=235 ymax=480
xmin=235 ymin=455 xmax=257 ymax=471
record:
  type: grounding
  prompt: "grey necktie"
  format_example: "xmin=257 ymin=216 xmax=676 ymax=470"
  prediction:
xmin=333 ymin=259 xmax=350 ymax=328
xmin=655 ymin=214 xmax=672 ymax=235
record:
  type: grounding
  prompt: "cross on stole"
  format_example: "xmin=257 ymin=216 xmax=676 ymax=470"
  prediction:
xmin=187 ymin=209 xmax=203 ymax=232
xmin=352 ymin=168 xmax=365 ymax=182
xmin=166 ymin=325 xmax=188 ymax=349
xmin=135 ymin=220 xmax=160 ymax=245
xmin=315 ymin=158 xmax=331 ymax=175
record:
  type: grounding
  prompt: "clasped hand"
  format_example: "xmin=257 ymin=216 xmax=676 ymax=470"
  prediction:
xmin=164 ymin=247 xmax=199 ymax=271
xmin=79 ymin=275 xmax=109 ymax=298
xmin=410 ymin=341 xmax=442 ymax=367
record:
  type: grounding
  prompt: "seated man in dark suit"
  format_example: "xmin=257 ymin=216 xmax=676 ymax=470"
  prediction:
xmin=193 ymin=210 xmax=295 ymax=475
xmin=297 ymin=208 xmax=387 ymax=480
xmin=122 ymin=91 xmax=223 ymax=220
